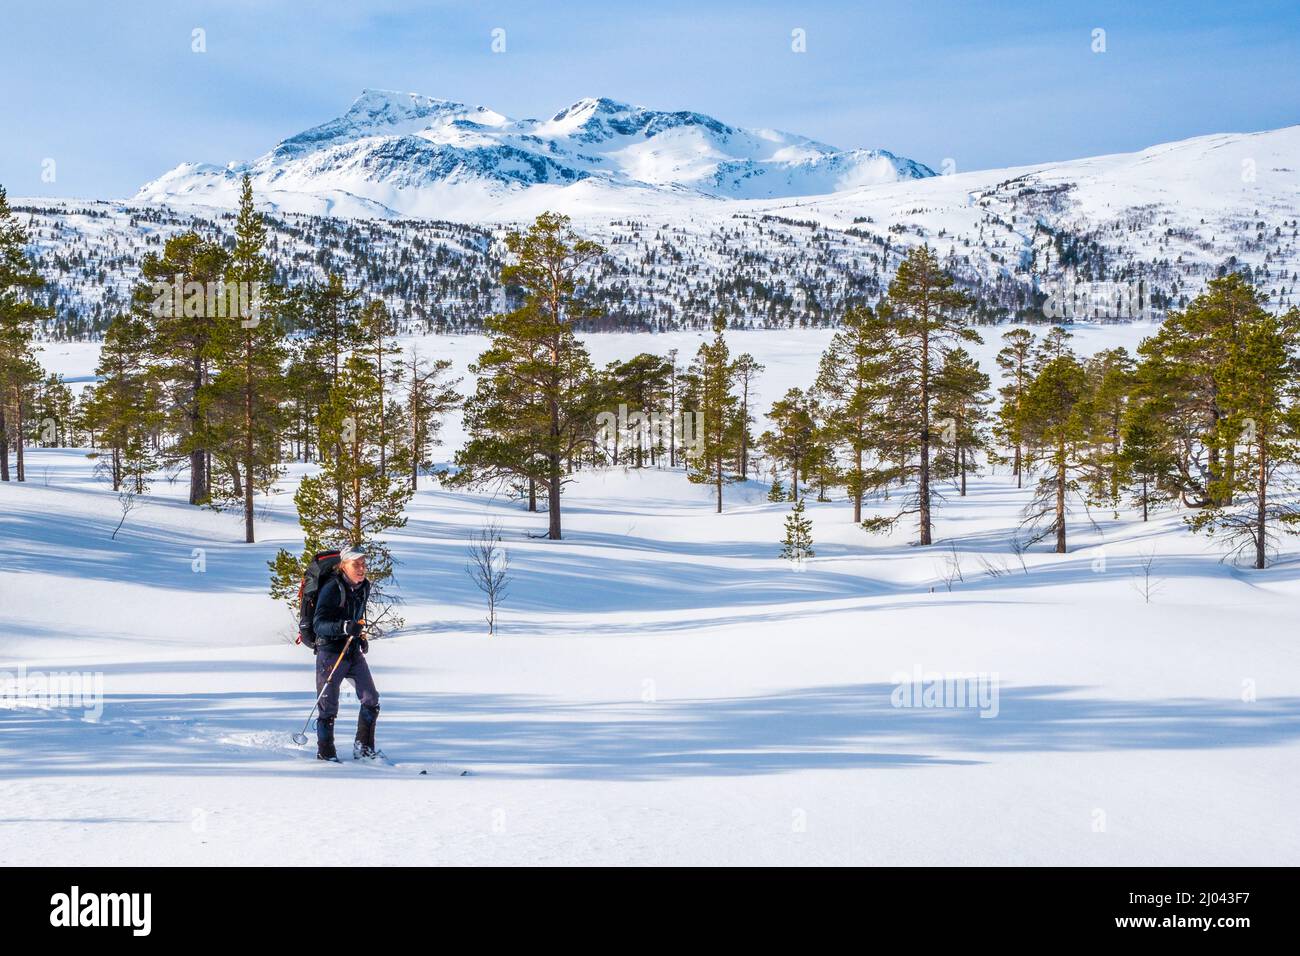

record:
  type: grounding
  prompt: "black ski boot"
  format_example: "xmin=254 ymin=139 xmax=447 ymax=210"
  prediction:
xmin=353 ymin=708 xmax=384 ymax=761
xmin=316 ymin=717 xmax=340 ymax=762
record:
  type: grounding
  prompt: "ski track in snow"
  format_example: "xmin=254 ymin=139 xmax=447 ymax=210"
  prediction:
xmin=2 ymin=328 xmax=1299 ymax=865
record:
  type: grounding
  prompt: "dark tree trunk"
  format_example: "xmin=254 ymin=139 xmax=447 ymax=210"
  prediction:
xmin=14 ymin=389 xmax=24 ymax=482
xmin=243 ymin=332 xmax=255 ymax=543
xmin=410 ymin=381 xmax=421 ymax=492
xmin=547 ymin=457 xmax=562 ymax=540
xmin=918 ymin=338 xmax=932 ymax=546
xmin=1255 ymin=447 xmax=1267 ymax=570
xmin=715 ymin=452 xmax=722 ymax=514
xmin=1055 ymin=443 xmax=1067 ymax=554
xmin=189 ymin=449 xmax=205 ymax=504
xmin=669 ymin=364 xmax=677 ymax=467
xmin=0 ymin=405 xmax=8 ymax=482
xmin=740 ymin=380 xmax=749 ymax=478
xmin=335 ymin=441 xmax=345 ymax=529
xmin=853 ymin=441 xmax=863 ymax=524
xmin=189 ymin=353 xmax=206 ymax=503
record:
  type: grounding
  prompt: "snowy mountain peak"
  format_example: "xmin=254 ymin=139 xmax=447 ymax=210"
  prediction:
xmin=268 ymin=90 xmax=503 ymax=163
xmin=541 ymin=96 xmax=735 ymax=144
xmin=551 ymin=96 xmax=634 ymax=122
xmin=135 ymin=90 xmax=935 ymax=218
xmin=349 ymin=89 xmax=470 ymax=120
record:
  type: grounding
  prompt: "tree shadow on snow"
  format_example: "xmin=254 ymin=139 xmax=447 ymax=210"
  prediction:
xmin=2 ymin=682 xmax=1296 ymax=783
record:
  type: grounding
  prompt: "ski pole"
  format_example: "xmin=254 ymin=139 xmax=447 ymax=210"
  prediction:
xmin=291 ymin=634 xmax=355 ymax=745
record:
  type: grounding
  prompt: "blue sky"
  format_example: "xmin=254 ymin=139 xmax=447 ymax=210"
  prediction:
xmin=2 ymin=0 xmax=1297 ymax=198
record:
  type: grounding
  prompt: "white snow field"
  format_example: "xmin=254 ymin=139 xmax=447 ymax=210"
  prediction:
xmin=3 ymin=328 xmax=1299 ymax=866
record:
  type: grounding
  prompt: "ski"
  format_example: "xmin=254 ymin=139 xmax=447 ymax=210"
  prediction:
xmin=353 ymin=752 xmax=472 ymax=776
xmin=418 ymin=764 xmax=473 ymax=777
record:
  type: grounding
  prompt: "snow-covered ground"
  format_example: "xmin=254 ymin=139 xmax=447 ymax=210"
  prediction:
xmin=2 ymin=328 xmax=1298 ymax=866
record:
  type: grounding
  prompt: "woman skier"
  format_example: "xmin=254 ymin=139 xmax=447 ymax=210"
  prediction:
xmin=312 ymin=546 xmax=382 ymax=762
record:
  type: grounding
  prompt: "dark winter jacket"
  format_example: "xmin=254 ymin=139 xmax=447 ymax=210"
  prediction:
xmin=313 ymin=576 xmax=371 ymax=654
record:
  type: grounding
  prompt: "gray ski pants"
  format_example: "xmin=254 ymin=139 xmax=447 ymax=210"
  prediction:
xmin=315 ymin=642 xmax=380 ymax=726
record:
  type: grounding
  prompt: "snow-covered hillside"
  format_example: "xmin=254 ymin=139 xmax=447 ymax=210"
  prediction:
xmin=3 ymin=328 xmax=1299 ymax=866
xmin=18 ymin=123 xmax=1300 ymax=339
xmin=134 ymin=90 xmax=935 ymax=218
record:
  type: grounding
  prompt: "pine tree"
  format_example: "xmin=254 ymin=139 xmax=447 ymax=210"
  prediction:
xmin=1132 ymin=274 xmax=1263 ymax=508
xmin=1081 ymin=347 xmax=1135 ymax=513
xmin=0 ymin=186 xmax=52 ymax=482
xmin=767 ymin=474 xmax=786 ymax=502
xmin=299 ymin=273 xmax=365 ymax=524
xmin=761 ymin=387 xmax=818 ymax=502
xmin=397 ymin=344 xmax=460 ymax=491
xmin=1034 ymin=326 xmax=1075 ymax=368
xmin=993 ymin=328 xmax=1035 ymax=488
xmin=206 ymin=176 xmax=287 ymax=542
xmin=603 ymin=352 xmax=673 ymax=467
xmin=142 ymin=232 xmax=229 ymax=504
xmin=1 ymin=349 xmax=42 ymax=482
xmin=1018 ymin=352 xmax=1094 ymax=553
xmin=781 ymin=498 xmax=815 ymax=565
xmin=870 ymin=246 xmax=978 ymax=543
xmin=598 ymin=359 xmax=631 ymax=466
xmin=815 ymin=304 xmax=893 ymax=522
xmin=32 ymin=373 xmax=76 ymax=448
xmin=686 ymin=314 xmax=742 ymax=512
xmin=1117 ymin=398 xmax=1176 ymax=521
xmin=667 ymin=348 xmax=681 ymax=467
xmin=933 ymin=346 xmax=992 ymax=496
xmin=356 ymin=299 xmax=403 ymax=478
xmin=301 ymin=272 xmax=365 ymax=387
xmin=805 ymin=404 xmax=840 ymax=502
xmin=270 ymin=351 xmax=414 ymax=633
xmin=1187 ymin=309 xmax=1300 ymax=568
xmin=454 ymin=212 xmax=605 ymax=539
xmin=732 ymin=353 xmax=764 ymax=479
xmin=82 ymin=311 xmax=162 ymax=492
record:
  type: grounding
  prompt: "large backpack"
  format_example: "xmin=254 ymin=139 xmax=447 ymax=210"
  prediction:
xmin=296 ymin=550 xmax=343 ymax=649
